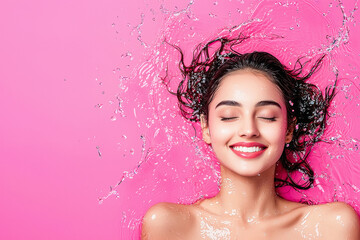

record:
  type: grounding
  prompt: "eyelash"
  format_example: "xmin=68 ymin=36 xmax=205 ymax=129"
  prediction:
xmin=220 ymin=117 xmax=277 ymax=122
xmin=259 ymin=117 xmax=276 ymax=122
xmin=221 ymin=117 xmax=237 ymax=121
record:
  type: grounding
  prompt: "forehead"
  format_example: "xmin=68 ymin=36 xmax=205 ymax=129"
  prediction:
xmin=211 ymin=69 xmax=285 ymax=106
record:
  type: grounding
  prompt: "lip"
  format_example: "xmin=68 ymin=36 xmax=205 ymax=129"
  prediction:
xmin=230 ymin=142 xmax=267 ymax=159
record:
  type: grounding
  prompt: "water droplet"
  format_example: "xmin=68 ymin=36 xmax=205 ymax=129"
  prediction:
xmin=96 ymin=146 xmax=102 ymax=157
xmin=94 ymin=104 xmax=103 ymax=109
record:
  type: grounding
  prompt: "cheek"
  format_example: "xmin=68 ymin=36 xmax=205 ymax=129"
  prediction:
xmin=260 ymin=120 xmax=288 ymax=147
xmin=209 ymin=121 xmax=234 ymax=143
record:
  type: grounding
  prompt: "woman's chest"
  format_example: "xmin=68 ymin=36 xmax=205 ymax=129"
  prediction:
xmin=188 ymin=211 xmax=324 ymax=240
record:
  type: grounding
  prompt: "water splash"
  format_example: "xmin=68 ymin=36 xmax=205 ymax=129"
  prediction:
xmin=96 ymin=0 xmax=360 ymax=238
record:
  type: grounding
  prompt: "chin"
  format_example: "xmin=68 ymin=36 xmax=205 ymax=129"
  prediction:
xmin=236 ymin=170 xmax=266 ymax=177
xmin=220 ymin=161 xmax=277 ymax=178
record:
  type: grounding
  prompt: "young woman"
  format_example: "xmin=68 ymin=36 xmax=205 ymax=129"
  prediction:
xmin=141 ymin=37 xmax=360 ymax=239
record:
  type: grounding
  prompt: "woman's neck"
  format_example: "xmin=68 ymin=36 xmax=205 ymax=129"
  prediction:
xmin=212 ymin=165 xmax=281 ymax=223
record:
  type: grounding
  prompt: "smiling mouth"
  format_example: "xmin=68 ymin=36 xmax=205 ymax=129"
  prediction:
xmin=232 ymin=146 xmax=264 ymax=153
xmin=230 ymin=143 xmax=267 ymax=159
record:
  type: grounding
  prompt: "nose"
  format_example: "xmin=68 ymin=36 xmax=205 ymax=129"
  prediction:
xmin=239 ymin=117 xmax=260 ymax=138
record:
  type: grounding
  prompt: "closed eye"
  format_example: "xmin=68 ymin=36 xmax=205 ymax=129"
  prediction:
xmin=259 ymin=117 xmax=276 ymax=122
xmin=221 ymin=117 xmax=238 ymax=121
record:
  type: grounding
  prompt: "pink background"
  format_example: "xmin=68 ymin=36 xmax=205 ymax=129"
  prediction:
xmin=1 ymin=0 xmax=360 ymax=239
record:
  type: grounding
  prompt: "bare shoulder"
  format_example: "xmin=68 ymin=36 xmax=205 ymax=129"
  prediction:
xmin=310 ymin=202 xmax=360 ymax=239
xmin=141 ymin=202 xmax=195 ymax=240
xmin=317 ymin=202 xmax=359 ymax=224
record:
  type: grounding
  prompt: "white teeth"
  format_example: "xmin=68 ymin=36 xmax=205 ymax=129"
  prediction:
xmin=232 ymin=146 xmax=263 ymax=153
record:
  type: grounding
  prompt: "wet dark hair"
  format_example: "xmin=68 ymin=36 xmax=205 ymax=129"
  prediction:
xmin=170 ymin=36 xmax=336 ymax=191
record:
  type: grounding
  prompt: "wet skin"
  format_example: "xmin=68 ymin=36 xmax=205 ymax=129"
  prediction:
xmin=142 ymin=200 xmax=359 ymax=239
xmin=141 ymin=70 xmax=360 ymax=239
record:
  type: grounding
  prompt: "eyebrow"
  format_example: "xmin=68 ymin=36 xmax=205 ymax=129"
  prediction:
xmin=215 ymin=100 xmax=281 ymax=109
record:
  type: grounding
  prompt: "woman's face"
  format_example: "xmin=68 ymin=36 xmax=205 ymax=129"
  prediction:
xmin=201 ymin=69 xmax=292 ymax=177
